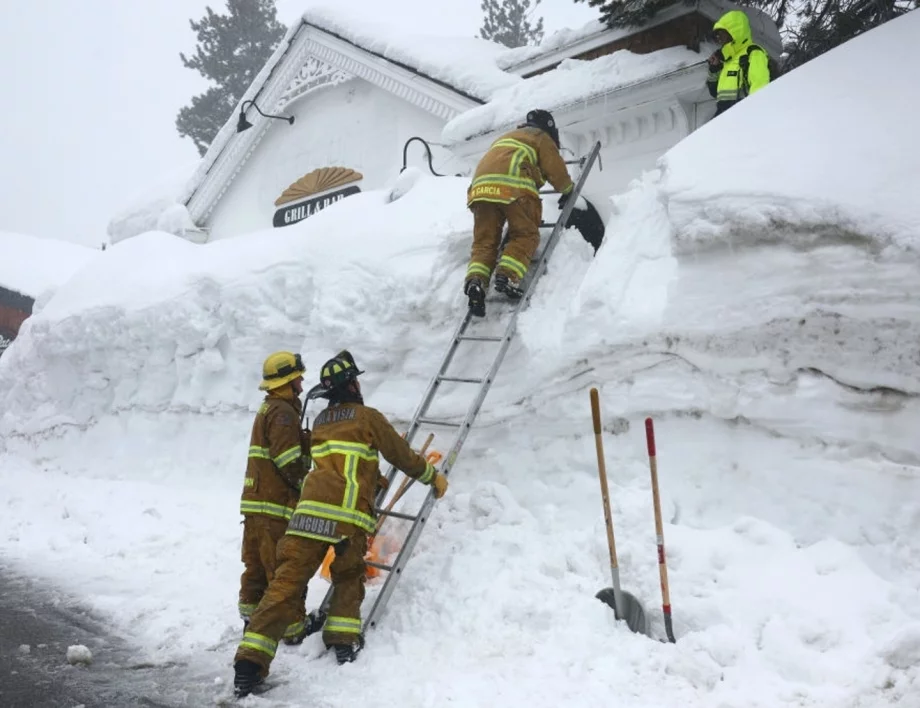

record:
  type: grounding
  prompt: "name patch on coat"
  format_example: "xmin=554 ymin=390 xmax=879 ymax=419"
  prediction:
xmin=288 ymin=514 xmax=337 ymax=537
xmin=314 ymin=407 xmax=357 ymax=426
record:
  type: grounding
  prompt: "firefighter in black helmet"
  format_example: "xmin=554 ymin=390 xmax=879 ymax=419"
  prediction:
xmin=463 ymin=108 xmax=574 ymax=316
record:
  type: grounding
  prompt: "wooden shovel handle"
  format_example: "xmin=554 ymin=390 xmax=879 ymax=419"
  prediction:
xmin=590 ymin=388 xmax=619 ymax=569
xmin=373 ymin=433 xmax=434 ymax=537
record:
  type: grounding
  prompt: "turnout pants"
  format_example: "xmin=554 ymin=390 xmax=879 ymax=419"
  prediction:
xmin=235 ymin=531 xmax=368 ymax=676
xmin=467 ymin=196 xmax=542 ymax=285
xmin=238 ymin=515 xmax=306 ymax=641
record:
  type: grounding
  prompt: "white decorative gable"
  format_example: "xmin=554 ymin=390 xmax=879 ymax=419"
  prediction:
xmin=275 ymin=56 xmax=352 ymax=111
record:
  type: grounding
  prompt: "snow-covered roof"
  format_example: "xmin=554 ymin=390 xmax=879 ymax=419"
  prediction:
xmin=0 ymin=231 xmax=98 ymax=299
xmin=443 ymin=46 xmax=704 ymax=145
xmin=303 ymin=6 xmax=517 ymax=102
xmin=498 ymin=0 xmax=782 ymax=77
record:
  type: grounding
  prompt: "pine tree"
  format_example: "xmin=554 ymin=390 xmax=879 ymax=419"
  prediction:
xmin=752 ymin=0 xmax=916 ymax=69
xmin=176 ymin=0 xmax=286 ymax=156
xmin=480 ymin=0 xmax=545 ymax=48
xmin=571 ymin=0 xmax=673 ymax=28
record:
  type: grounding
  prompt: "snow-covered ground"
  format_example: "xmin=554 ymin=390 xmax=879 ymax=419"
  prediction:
xmin=2 ymin=10 xmax=920 ymax=708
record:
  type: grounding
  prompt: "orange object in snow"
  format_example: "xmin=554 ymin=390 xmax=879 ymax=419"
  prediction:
xmin=319 ymin=445 xmax=442 ymax=582
xmin=319 ymin=533 xmax=399 ymax=581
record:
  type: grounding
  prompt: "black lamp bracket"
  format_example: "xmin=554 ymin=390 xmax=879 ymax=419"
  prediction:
xmin=241 ymin=99 xmax=294 ymax=125
xmin=400 ymin=136 xmax=455 ymax=177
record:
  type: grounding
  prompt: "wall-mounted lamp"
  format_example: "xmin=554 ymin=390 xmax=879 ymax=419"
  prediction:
xmin=236 ymin=100 xmax=295 ymax=133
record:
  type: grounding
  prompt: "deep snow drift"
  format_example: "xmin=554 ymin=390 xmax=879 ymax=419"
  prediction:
xmin=2 ymin=11 xmax=920 ymax=708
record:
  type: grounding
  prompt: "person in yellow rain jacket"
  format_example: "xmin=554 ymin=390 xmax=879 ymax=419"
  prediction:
xmin=464 ymin=108 xmax=574 ymax=317
xmin=238 ymin=351 xmax=313 ymax=646
xmin=232 ymin=350 xmax=449 ymax=698
xmin=706 ymin=10 xmax=771 ymax=117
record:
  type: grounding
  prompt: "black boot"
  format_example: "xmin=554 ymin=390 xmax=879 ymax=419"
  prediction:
xmin=494 ymin=273 xmax=524 ymax=300
xmin=233 ymin=659 xmax=264 ymax=698
xmin=333 ymin=643 xmax=358 ymax=665
xmin=464 ymin=278 xmax=486 ymax=317
xmin=282 ymin=610 xmax=327 ymax=646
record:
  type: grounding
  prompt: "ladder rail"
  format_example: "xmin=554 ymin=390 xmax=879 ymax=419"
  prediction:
xmin=367 ymin=141 xmax=602 ymax=511
xmin=363 ymin=142 xmax=603 ymax=629
xmin=317 ymin=141 xmax=603 ymax=631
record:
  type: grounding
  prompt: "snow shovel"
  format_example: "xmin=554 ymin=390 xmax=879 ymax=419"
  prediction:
xmin=590 ymin=388 xmax=648 ymax=635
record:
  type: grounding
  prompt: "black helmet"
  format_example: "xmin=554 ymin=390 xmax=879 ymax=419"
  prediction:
xmin=525 ymin=109 xmax=560 ymax=148
xmin=318 ymin=349 xmax=364 ymax=391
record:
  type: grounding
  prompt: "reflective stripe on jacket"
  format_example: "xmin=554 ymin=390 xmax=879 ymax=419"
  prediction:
xmin=287 ymin=402 xmax=436 ymax=542
xmin=240 ymin=394 xmax=309 ymax=521
xmin=706 ymin=10 xmax=770 ymax=114
xmin=467 ymin=127 xmax=573 ymax=206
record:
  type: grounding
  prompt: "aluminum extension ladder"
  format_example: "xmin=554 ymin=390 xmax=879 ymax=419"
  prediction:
xmin=319 ymin=141 xmax=602 ymax=634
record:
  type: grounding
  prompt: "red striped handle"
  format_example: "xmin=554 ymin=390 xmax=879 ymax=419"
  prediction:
xmin=645 ymin=417 xmax=656 ymax=456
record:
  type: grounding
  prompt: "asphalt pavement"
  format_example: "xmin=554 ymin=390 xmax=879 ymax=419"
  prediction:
xmin=0 ymin=566 xmax=209 ymax=708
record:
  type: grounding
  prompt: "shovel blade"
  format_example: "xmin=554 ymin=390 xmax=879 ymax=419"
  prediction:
xmin=596 ymin=587 xmax=649 ymax=636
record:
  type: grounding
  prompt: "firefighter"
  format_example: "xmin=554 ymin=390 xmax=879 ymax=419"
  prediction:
xmin=233 ymin=350 xmax=449 ymax=698
xmin=238 ymin=351 xmax=313 ymax=646
xmin=706 ymin=10 xmax=771 ymax=116
xmin=464 ymin=108 xmax=575 ymax=317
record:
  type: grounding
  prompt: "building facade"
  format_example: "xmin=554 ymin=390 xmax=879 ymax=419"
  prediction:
xmin=171 ymin=1 xmax=781 ymax=243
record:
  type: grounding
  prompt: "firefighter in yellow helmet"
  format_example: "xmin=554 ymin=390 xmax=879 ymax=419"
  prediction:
xmin=238 ymin=351 xmax=313 ymax=646
xmin=706 ymin=10 xmax=771 ymax=116
xmin=464 ymin=108 xmax=575 ymax=317
xmin=232 ymin=350 xmax=449 ymax=698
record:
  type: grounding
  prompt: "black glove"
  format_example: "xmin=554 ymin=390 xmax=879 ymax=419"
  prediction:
xmin=707 ymin=51 xmax=723 ymax=69
xmin=558 ymin=189 xmax=573 ymax=210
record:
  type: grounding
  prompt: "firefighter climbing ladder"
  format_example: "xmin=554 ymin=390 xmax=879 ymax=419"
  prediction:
xmin=319 ymin=141 xmax=602 ymax=634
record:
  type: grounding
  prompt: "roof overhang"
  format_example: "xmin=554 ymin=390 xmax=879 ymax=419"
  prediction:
xmin=447 ymin=63 xmax=708 ymax=161
xmin=504 ymin=0 xmax=782 ymax=77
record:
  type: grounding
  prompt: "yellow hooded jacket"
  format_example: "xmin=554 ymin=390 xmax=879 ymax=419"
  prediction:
xmin=707 ymin=10 xmax=771 ymax=115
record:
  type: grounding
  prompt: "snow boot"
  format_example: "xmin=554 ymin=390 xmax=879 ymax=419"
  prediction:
xmin=494 ymin=273 xmax=524 ymax=300
xmin=233 ymin=659 xmax=264 ymax=698
xmin=333 ymin=643 xmax=358 ymax=665
xmin=464 ymin=278 xmax=486 ymax=317
xmin=282 ymin=610 xmax=327 ymax=646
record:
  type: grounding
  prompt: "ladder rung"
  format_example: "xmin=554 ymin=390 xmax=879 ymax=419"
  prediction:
xmin=366 ymin=560 xmax=393 ymax=572
xmin=375 ymin=509 xmax=418 ymax=521
xmin=438 ymin=375 xmax=485 ymax=384
xmin=417 ymin=417 xmax=461 ymax=428
xmin=539 ymin=189 xmax=559 ymax=195
xmin=458 ymin=334 xmax=503 ymax=342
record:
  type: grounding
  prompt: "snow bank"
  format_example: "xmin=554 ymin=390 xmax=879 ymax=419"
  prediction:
xmin=443 ymin=46 xmax=701 ymax=144
xmin=0 ymin=230 xmax=98 ymax=299
xmin=0 ymin=176 xmax=474 ymax=436
xmin=662 ymin=9 xmax=920 ymax=252
xmin=303 ymin=6 xmax=518 ymax=101
xmin=108 ymin=162 xmax=202 ymax=244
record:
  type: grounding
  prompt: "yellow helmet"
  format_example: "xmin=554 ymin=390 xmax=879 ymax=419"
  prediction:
xmin=259 ymin=351 xmax=306 ymax=391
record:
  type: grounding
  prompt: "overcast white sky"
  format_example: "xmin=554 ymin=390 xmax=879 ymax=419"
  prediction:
xmin=0 ymin=0 xmax=597 ymax=247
